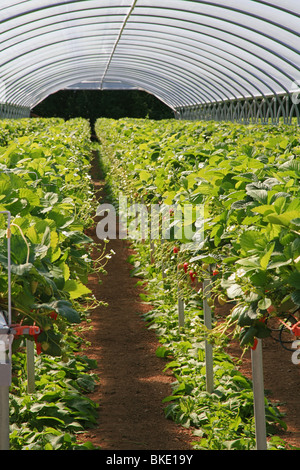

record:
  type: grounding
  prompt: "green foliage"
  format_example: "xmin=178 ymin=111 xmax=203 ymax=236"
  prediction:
xmin=95 ymin=117 xmax=300 ymax=450
xmin=0 ymin=117 xmax=106 ymax=449
xmin=95 ymin=117 xmax=300 ymax=348
xmin=9 ymin=350 xmax=99 ymax=450
xmin=124 ymin=243 xmax=288 ymax=450
xmin=0 ymin=117 xmax=103 ymax=357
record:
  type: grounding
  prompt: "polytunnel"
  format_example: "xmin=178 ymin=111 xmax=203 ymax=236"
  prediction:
xmin=0 ymin=0 xmax=299 ymax=123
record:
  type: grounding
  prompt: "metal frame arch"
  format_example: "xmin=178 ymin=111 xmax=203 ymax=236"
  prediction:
xmin=120 ymin=28 xmax=294 ymax=97
xmin=5 ymin=54 xmax=182 ymax=110
xmin=0 ymin=1 xmax=299 ymax=124
xmin=2 ymin=32 xmax=236 ymax=107
xmin=132 ymin=18 xmax=299 ymax=79
xmin=103 ymin=56 xmax=228 ymax=105
xmin=3 ymin=2 xmax=298 ymax=68
xmin=110 ymin=49 xmax=256 ymax=104
xmin=4 ymin=35 xmax=276 ymax=109
xmin=183 ymin=1 xmax=298 ymax=37
xmin=0 ymin=7 xmax=127 ymax=51
xmin=132 ymin=3 xmax=299 ymax=67
xmin=4 ymin=56 xmax=111 ymax=107
xmin=1 ymin=1 xmax=131 ymax=26
xmin=3 ymin=51 xmax=202 ymax=108
xmin=2 ymin=23 xmax=296 ymax=106
xmin=129 ymin=13 xmax=299 ymax=87
xmin=20 ymin=69 xmax=132 ymax=110
xmin=133 ymin=2 xmax=299 ymax=57
xmin=1 ymin=29 xmax=215 ymax=107
xmin=114 ymin=40 xmax=274 ymax=99
xmin=2 ymin=2 xmax=298 ymax=81
xmin=252 ymin=0 xmax=300 ymax=16
xmin=1 ymin=32 xmax=257 ymax=108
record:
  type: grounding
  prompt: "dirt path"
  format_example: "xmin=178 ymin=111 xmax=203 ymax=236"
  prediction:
xmin=79 ymin=152 xmax=299 ymax=451
xmin=82 ymin=237 xmax=194 ymax=450
xmin=79 ymin=155 xmax=194 ymax=450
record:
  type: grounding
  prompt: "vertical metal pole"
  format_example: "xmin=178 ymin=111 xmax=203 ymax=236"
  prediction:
xmin=0 ymin=330 xmax=12 ymax=451
xmin=0 ymin=385 xmax=9 ymax=450
xmin=0 ymin=211 xmax=12 ymax=450
xmin=203 ymin=278 xmax=213 ymax=393
xmin=26 ymin=339 xmax=35 ymax=394
xmin=150 ymin=239 xmax=155 ymax=265
xmin=251 ymin=339 xmax=267 ymax=450
xmin=177 ymin=256 xmax=184 ymax=328
xmin=178 ymin=290 xmax=184 ymax=328
xmin=161 ymin=239 xmax=166 ymax=279
xmin=5 ymin=212 xmax=11 ymax=326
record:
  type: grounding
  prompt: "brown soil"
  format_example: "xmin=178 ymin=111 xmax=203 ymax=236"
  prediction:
xmin=79 ymin=152 xmax=300 ymax=451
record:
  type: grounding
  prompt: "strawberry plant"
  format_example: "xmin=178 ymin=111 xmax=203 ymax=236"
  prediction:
xmin=95 ymin=117 xmax=300 ymax=449
xmin=0 ymin=117 xmax=108 ymax=449
xmin=0 ymin=118 xmax=101 ymax=357
xmin=95 ymin=117 xmax=300 ymax=348
xmin=9 ymin=339 xmax=99 ymax=449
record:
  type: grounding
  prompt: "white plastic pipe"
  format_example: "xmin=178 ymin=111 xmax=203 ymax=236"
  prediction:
xmin=0 ymin=211 xmax=12 ymax=450
xmin=203 ymin=278 xmax=213 ymax=393
xmin=26 ymin=339 xmax=35 ymax=394
xmin=0 ymin=386 xmax=9 ymax=450
xmin=178 ymin=293 xmax=185 ymax=328
xmin=251 ymin=339 xmax=267 ymax=450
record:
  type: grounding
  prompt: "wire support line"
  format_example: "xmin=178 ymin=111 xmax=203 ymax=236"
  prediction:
xmin=100 ymin=0 xmax=138 ymax=90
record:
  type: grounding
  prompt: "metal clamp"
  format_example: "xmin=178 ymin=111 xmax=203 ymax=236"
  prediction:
xmin=10 ymin=325 xmax=40 ymax=337
xmin=0 ymin=310 xmax=40 ymax=387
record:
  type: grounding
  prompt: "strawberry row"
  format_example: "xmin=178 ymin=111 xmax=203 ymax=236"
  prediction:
xmin=95 ymin=117 xmax=300 ymax=348
xmin=0 ymin=118 xmax=96 ymax=357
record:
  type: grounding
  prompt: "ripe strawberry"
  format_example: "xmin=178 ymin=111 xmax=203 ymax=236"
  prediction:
xmin=183 ymin=262 xmax=189 ymax=273
xmin=33 ymin=333 xmax=42 ymax=355
xmin=189 ymin=270 xmax=197 ymax=282
xmin=49 ymin=311 xmax=58 ymax=320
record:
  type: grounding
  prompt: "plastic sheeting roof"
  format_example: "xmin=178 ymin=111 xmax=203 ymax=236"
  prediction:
xmin=0 ymin=0 xmax=299 ymax=111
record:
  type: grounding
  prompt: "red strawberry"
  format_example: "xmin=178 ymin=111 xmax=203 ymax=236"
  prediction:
xmin=49 ymin=311 xmax=58 ymax=320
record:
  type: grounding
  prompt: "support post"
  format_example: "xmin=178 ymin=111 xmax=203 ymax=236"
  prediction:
xmin=0 ymin=385 xmax=9 ymax=450
xmin=0 ymin=323 xmax=12 ymax=451
xmin=178 ymin=291 xmax=185 ymax=328
xmin=26 ymin=339 xmax=35 ymax=394
xmin=0 ymin=212 xmax=11 ymax=450
xmin=251 ymin=339 xmax=267 ymax=450
xmin=203 ymin=278 xmax=213 ymax=393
